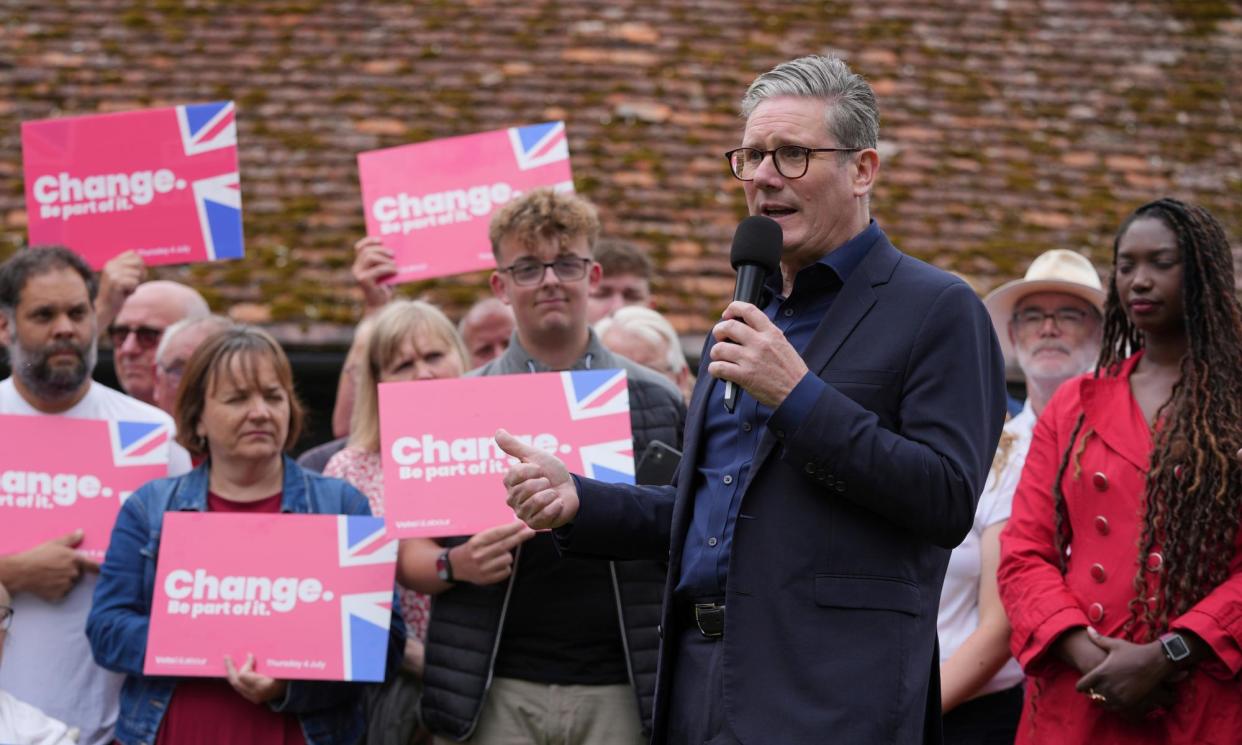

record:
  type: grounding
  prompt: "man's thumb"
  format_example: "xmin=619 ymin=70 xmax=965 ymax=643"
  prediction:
xmin=494 ymin=428 xmax=537 ymax=461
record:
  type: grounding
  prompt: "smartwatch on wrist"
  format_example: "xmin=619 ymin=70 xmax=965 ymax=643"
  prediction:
xmin=436 ymin=548 xmax=455 ymax=583
xmin=1159 ymin=631 xmax=1192 ymax=664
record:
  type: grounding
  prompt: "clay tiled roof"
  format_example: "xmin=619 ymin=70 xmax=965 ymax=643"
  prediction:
xmin=1 ymin=0 xmax=1239 ymax=345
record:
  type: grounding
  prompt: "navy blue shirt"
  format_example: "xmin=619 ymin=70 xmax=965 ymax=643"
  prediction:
xmin=675 ymin=221 xmax=880 ymax=600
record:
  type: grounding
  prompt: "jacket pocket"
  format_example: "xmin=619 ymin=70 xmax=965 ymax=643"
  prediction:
xmin=813 ymin=574 xmax=921 ymax=616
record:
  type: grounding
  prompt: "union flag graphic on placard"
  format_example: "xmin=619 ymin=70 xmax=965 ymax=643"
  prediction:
xmin=508 ymin=122 xmax=570 ymax=171
xmin=146 ymin=513 xmax=398 ymax=682
xmin=0 ymin=414 xmax=171 ymax=561
xmin=358 ymin=121 xmax=575 ymax=284
xmin=108 ymin=420 xmax=173 ymax=467
xmin=379 ymin=370 xmax=635 ymax=538
xmin=21 ymin=101 xmax=244 ymax=268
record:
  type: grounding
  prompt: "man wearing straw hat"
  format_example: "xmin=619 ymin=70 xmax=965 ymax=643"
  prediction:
xmin=935 ymin=249 xmax=1106 ymax=739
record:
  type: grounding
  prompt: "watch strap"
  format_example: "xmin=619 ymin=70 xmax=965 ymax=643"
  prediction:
xmin=436 ymin=548 xmax=455 ymax=583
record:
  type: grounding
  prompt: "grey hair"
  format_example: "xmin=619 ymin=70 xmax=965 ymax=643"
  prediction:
xmin=595 ymin=305 xmax=687 ymax=375
xmin=155 ymin=314 xmax=234 ymax=365
xmin=740 ymin=55 xmax=879 ymax=149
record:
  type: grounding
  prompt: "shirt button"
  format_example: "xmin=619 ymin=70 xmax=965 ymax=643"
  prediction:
xmin=1146 ymin=552 xmax=1163 ymax=572
xmin=1087 ymin=603 xmax=1105 ymax=623
xmin=1090 ymin=563 xmax=1107 ymax=583
xmin=783 ymin=308 xmax=794 ymax=317
xmin=1092 ymin=472 xmax=1108 ymax=491
xmin=722 ymin=474 xmax=734 ymax=485
xmin=742 ymin=422 xmax=753 ymax=432
xmin=708 ymin=537 xmax=718 ymax=547
xmin=1094 ymin=516 xmax=1110 ymax=535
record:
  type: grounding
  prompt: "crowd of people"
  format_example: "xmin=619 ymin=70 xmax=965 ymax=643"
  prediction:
xmin=0 ymin=53 xmax=1239 ymax=745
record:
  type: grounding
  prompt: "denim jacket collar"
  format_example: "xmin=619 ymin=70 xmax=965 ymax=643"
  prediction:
xmin=169 ymin=454 xmax=310 ymax=513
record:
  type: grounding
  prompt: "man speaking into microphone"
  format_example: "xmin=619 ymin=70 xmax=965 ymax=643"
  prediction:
xmin=497 ymin=55 xmax=1006 ymax=745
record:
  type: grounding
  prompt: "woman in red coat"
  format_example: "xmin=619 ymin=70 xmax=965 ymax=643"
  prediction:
xmin=998 ymin=198 xmax=1242 ymax=745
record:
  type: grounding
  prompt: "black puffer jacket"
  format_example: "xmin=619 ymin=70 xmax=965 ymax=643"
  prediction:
xmin=420 ymin=332 xmax=686 ymax=741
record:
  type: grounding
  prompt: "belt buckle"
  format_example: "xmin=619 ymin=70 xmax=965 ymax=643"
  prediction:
xmin=693 ymin=602 xmax=724 ymax=639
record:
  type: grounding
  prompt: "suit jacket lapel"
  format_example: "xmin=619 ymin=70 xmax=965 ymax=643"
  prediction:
xmin=668 ymin=339 xmax=717 ymax=564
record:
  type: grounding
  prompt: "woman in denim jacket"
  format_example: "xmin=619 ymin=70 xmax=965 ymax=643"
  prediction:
xmin=87 ymin=326 xmax=400 ymax=745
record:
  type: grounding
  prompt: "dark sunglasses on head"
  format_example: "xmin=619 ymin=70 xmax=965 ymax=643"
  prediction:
xmin=107 ymin=324 xmax=163 ymax=349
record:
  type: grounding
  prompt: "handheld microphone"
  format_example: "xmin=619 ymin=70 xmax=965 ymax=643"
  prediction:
xmin=722 ymin=216 xmax=782 ymax=413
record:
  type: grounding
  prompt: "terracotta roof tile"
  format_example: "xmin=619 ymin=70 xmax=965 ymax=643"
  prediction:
xmin=1 ymin=1 xmax=1238 ymax=345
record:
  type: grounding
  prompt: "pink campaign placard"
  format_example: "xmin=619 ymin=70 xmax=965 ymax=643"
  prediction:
xmin=357 ymin=121 xmax=574 ymax=284
xmin=21 ymin=101 xmax=244 ymax=268
xmin=0 ymin=414 xmax=171 ymax=561
xmin=378 ymin=370 xmax=635 ymax=538
xmin=145 ymin=513 xmax=397 ymax=682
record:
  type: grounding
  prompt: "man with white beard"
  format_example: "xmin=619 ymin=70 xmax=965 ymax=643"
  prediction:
xmin=935 ymin=249 xmax=1104 ymax=740
xmin=0 ymin=246 xmax=190 ymax=745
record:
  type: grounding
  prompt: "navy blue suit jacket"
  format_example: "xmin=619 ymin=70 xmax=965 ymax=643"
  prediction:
xmin=560 ymin=232 xmax=1007 ymax=744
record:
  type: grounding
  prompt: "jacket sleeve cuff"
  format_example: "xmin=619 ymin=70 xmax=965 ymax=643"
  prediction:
xmin=1173 ymin=609 xmax=1242 ymax=678
xmin=1014 ymin=605 xmax=1089 ymax=674
xmin=768 ymin=372 xmax=827 ymax=437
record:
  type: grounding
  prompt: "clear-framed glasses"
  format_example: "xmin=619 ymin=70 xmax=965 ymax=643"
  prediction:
xmin=725 ymin=145 xmax=861 ymax=181
xmin=1013 ymin=307 xmax=1091 ymax=332
xmin=0 ymin=605 xmax=13 ymax=632
xmin=501 ymin=256 xmax=591 ymax=286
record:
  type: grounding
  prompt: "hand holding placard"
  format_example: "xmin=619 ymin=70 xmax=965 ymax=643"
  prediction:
xmin=1 ymin=529 xmax=99 ymax=602
xmin=496 ymin=428 xmax=580 ymax=530
xmin=95 ymin=250 xmax=147 ymax=331
xmin=225 ymin=653 xmax=288 ymax=704
xmin=352 ymin=236 xmax=396 ymax=313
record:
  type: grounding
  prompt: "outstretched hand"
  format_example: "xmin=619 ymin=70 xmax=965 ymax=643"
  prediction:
xmin=496 ymin=428 xmax=579 ymax=530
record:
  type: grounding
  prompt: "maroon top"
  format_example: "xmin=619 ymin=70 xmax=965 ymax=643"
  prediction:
xmin=154 ymin=491 xmax=307 ymax=745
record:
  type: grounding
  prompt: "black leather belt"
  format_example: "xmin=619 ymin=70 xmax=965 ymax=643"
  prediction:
xmin=685 ymin=601 xmax=725 ymax=639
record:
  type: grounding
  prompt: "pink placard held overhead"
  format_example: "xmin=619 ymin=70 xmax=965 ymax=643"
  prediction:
xmin=0 ymin=414 xmax=171 ymax=561
xmin=357 ymin=121 xmax=574 ymax=284
xmin=145 ymin=513 xmax=397 ymax=682
xmin=21 ymin=102 xmax=244 ymax=268
xmin=378 ymin=370 xmax=635 ymax=538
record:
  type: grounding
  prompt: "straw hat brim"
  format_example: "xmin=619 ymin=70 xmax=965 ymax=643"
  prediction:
xmin=984 ymin=279 xmax=1107 ymax=361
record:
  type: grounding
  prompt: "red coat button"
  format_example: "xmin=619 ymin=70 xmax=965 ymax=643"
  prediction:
xmin=1147 ymin=552 xmax=1164 ymax=571
xmin=1088 ymin=603 xmax=1105 ymax=623
xmin=1092 ymin=472 xmax=1108 ymax=491
xmin=1094 ymin=515 xmax=1110 ymax=535
xmin=1090 ymin=563 xmax=1107 ymax=582
xmin=1173 ymin=464 xmax=1184 ymax=480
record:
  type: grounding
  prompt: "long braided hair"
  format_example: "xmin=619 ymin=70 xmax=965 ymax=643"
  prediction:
xmin=1049 ymin=198 xmax=1242 ymax=640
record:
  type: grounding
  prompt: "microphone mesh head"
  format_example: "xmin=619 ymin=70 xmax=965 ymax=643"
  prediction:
xmin=730 ymin=216 xmax=783 ymax=274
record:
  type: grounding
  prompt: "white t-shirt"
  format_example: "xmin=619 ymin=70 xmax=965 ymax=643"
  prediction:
xmin=0 ymin=379 xmax=191 ymax=745
xmin=936 ymin=400 xmax=1033 ymax=697
xmin=0 ymin=688 xmax=79 ymax=745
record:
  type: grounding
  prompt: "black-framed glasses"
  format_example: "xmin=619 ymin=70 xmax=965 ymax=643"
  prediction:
xmin=725 ymin=145 xmax=861 ymax=181
xmin=107 ymin=324 xmax=163 ymax=349
xmin=500 ymin=256 xmax=591 ymax=286
xmin=0 ymin=605 xmax=13 ymax=631
xmin=1012 ymin=307 xmax=1091 ymax=332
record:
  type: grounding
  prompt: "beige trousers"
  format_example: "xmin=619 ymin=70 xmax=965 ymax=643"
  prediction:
xmin=433 ymin=676 xmax=647 ymax=745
